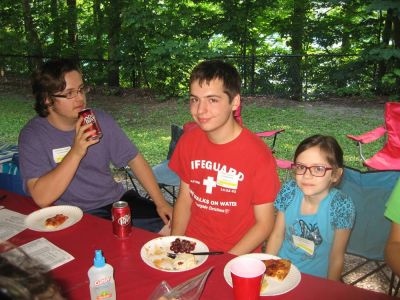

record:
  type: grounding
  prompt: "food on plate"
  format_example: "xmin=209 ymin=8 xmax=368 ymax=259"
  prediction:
xmin=261 ymin=275 xmax=269 ymax=293
xmin=44 ymin=214 xmax=69 ymax=229
xmin=263 ymin=258 xmax=291 ymax=281
xmin=173 ymin=253 xmax=196 ymax=269
xmin=143 ymin=238 xmax=200 ymax=271
xmin=153 ymin=253 xmax=196 ymax=271
xmin=170 ymin=238 xmax=196 ymax=254
xmin=153 ymin=257 xmax=173 ymax=270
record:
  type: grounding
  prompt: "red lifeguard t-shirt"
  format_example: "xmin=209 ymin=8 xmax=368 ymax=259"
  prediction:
xmin=169 ymin=127 xmax=280 ymax=252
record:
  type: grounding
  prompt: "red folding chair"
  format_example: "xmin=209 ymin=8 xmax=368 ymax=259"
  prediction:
xmin=347 ymin=102 xmax=400 ymax=170
xmin=254 ymin=130 xmax=292 ymax=170
xmin=235 ymin=105 xmax=292 ymax=170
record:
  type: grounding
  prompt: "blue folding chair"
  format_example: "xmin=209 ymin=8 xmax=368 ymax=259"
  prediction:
xmin=0 ymin=152 xmax=25 ymax=195
xmin=151 ymin=124 xmax=183 ymax=202
xmin=338 ymin=166 xmax=400 ymax=293
xmin=125 ymin=124 xmax=183 ymax=204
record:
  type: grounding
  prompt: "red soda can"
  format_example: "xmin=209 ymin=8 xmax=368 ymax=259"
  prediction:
xmin=78 ymin=108 xmax=102 ymax=140
xmin=112 ymin=201 xmax=132 ymax=238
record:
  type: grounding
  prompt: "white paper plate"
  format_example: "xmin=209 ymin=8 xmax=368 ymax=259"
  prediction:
xmin=25 ymin=205 xmax=83 ymax=232
xmin=140 ymin=236 xmax=209 ymax=272
xmin=224 ymin=253 xmax=301 ymax=296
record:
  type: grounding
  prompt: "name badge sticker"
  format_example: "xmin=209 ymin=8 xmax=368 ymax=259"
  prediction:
xmin=52 ymin=146 xmax=71 ymax=163
xmin=216 ymin=171 xmax=239 ymax=190
xmin=292 ymin=235 xmax=315 ymax=256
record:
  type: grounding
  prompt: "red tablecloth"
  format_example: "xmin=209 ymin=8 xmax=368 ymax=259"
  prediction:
xmin=0 ymin=189 xmax=395 ymax=300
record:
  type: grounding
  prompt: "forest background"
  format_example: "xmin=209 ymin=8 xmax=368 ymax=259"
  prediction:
xmin=0 ymin=0 xmax=400 ymax=101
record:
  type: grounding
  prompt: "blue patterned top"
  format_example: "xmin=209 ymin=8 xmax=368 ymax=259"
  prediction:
xmin=274 ymin=180 xmax=355 ymax=278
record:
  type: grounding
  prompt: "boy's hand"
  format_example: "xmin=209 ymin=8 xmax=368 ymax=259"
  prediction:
xmin=71 ymin=116 xmax=100 ymax=157
xmin=156 ymin=201 xmax=173 ymax=225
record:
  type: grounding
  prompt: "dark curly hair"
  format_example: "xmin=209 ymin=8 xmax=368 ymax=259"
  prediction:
xmin=32 ymin=59 xmax=81 ymax=117
xmin=0 ymin=245 xmax=64 ymax=300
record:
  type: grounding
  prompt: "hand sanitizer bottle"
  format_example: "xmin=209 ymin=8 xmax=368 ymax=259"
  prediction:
xmin=88 ymin=250 xmax=116 ymax=300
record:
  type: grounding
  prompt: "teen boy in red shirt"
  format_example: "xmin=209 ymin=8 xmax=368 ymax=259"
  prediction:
xmin=170 ymin=60 xmax=280 ymax=255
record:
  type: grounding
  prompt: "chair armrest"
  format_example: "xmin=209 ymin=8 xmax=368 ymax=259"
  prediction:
xmin=255 ymin=129 xmax=285 ymax=138
xmin=346 ymin=125 xmax=386 ymax=144
xmin=256 ymin=129 xmax=285 ymax=151
xmin=275 ymin=158 xmax=293 ymax=170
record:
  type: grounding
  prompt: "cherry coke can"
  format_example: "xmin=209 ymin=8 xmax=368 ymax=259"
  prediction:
xmin=78 ymin=108 xmax=102 ymax=140
xmin=112 ymin=201 xmax=132 ymax=238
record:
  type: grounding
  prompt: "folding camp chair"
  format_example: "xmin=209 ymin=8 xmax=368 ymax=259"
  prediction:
xmin=235 ymin=104 xmax=293 ymax=171
xmin=125 ymin=124 xmax=183 ymax=204
xmin=151 ymin=124 xmax=183 ymax=203
xmin=255 ymin=131 xmax=293 ymax=171
xmin=338 ymin=166 xmax=400 ymax=294
xmin=0 ymin=145 xmax=25 ymax=195
xmin=346 ymin=102 xmax=400 ymax=170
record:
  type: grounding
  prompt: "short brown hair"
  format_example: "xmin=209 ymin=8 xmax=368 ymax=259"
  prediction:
xmin=189 ymin=60 xmax=241 ymax=102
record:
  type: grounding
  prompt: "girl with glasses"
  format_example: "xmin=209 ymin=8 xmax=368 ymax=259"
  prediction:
xmin=266 ymin=134 xmax=355 ymax=280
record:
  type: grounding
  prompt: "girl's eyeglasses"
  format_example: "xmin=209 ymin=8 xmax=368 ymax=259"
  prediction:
xmin=291 ymin=163 xmax=333 ymax=177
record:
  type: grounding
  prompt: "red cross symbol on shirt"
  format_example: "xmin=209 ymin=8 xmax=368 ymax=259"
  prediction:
xmin=203 ymin=176 xmax=217 ymax=194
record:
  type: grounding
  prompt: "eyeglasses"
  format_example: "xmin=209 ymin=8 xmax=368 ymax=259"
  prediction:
xmin=51 ymin=85 xmax=90 ymax=99
xmin=291 ymin=163 xmax=333 ymax=177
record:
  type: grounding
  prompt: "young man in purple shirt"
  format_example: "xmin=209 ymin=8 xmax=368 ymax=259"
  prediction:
xmin=19 ymin=59 xmax=172 ymax=232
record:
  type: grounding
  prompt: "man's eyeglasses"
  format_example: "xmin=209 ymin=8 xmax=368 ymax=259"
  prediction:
xmin=291 ymin=163 xmax=333 ymax=177
xmin=51 ymin=86 xmax=90 ymax=99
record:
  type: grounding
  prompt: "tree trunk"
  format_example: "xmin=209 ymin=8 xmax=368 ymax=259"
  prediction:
xmin=22 ymin=0 xmax=43 ymax=71
xmin=393 ymin=13 xmax=400 ymax=92
xmin=93 ymin=0 xmax=104 ymax=81
xmin=66 ymin=0 xmax=79 ymax=60
xmin=376 ymin=8 xmax=393 ymax=94
xmin=289 ymin=0 xmax=308 ymax=101
xmin=341 ymin=2 xmax=355 ymax=54
xmin=50 ymin=0 xmax=61 ymax=55
xmin=250 ymin=43 xmax=256 ymax=95
xmin=241 ymin=0 xmax=251 ymax=93
xmin=107 ymin=0 xmax=121 ymax=87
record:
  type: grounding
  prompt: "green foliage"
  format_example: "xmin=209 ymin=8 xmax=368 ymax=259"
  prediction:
xmin=367 ymin=0 xmax=400 ymax=11
xmin=367 ymin=48 xmax=400 ymax=61
xmin=0 ymin=0 xmax=399 ymax=98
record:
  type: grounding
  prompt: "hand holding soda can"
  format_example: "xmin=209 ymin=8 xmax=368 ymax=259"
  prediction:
xmin=78 ymin=108 xmax=102 ymax=140
xmin=112 ymin=201 xmax=132 ymax=239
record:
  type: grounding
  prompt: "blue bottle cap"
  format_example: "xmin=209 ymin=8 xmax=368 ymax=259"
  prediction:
xmin=93 ymin=249 xmax=106 ymax=268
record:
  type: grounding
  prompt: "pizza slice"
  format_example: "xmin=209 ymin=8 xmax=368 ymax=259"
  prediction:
xmin=261 ymin=274 xmax=269 ymax=293
xmin=263 ymin=258 xmax=291 ymax=281
xmin=45 ymin=214 xmax=69 ymax=229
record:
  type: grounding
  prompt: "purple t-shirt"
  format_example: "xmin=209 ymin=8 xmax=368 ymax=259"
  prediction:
xmin=18 ymin=109 xmax=138 ymax=211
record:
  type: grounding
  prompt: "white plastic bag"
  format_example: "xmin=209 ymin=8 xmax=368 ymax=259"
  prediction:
xmin=148 ymin=281 xmax=172 ymax=300
xmin=148 ymin=267 xmax=213 ymax=300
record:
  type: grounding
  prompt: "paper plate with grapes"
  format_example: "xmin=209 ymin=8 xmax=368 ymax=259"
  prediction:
xmin=140 ymin=236 xmax=209 ymax=272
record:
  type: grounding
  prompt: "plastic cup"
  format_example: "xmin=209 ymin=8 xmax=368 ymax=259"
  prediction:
xmin=230 ymin=257 xmax=266 ymax=300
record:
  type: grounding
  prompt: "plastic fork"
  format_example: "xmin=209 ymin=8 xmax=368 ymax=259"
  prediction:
xmin=167 ymin=251 xmax=224 ymax=259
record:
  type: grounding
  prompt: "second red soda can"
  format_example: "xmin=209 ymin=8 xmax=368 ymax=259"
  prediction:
xmin=78 ymin=108 xmax=103 ymax=140
xmin=112 ymin=201 xmax=132 ymax=239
